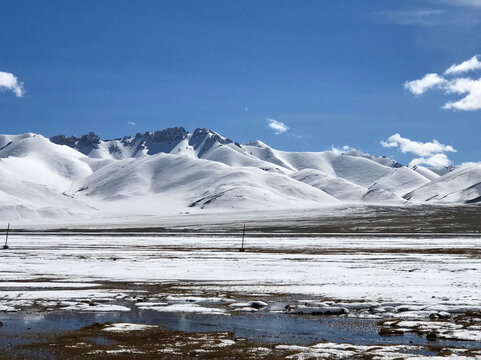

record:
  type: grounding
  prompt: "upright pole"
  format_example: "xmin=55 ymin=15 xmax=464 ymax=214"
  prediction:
xmin=240 ymin=224 xmax=245 ymax=252
xmin=3 ymin=223 xmax=9 ymax=249
xmin=5 ymin=223 xmax=9 ymax=246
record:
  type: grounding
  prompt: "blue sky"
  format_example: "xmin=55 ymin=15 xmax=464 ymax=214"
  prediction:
xmin=1 ymin=0 xmax=480 ymax=165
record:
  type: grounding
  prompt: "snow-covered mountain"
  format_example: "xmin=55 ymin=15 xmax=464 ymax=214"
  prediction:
xmin=0 ymin=128 xmax=479 ymax=221
xmin=403 ymin=164 xmax=481 ymax=204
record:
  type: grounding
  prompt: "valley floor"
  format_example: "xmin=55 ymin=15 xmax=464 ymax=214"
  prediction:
xmin=1 ymin=207 xmax=481 ymax=359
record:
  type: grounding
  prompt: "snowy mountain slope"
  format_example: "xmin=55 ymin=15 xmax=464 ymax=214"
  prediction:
xmin=429 ymin=166 xmax=457 ymax=176
xmin=0 ymin=134 xmax=95 ymax=220
xmin=291 ymin=169 xmax=367 ymax=202
xmin=0 ymin=173 xmax=93 ymax=221
xmin=50 ymin=128 xmax=287 ymax=173
xmin=0 ymin=134 xmax=92 ymax=191
xmin=0 ymin=127 xmax=478 ymax=222
xmin=0 ymin=133 xmax=36 ymax=150
xmin=369 ymin=167 xmax=430 ymax=196
xmin=188 ymin=131 xmax=284 ymax=172
xmin=51 ymin=127 xmax=430 ymax=192
xmin=242 ymin=140 xmax=297 ymax=171
xmin=76 ymin=152 xmax=338 ymax=214
xmin=410 ymin=165 xmax=440 ymax=181
xmin=242 ymin=140 xmax=431 ymax=194
xmin=403 ymin=164 xmax=481 ymax=204
xmin=291 ymin=166 xmax=430 ymax=204
xmin=342 ymin=149 xmax=403 ymax=168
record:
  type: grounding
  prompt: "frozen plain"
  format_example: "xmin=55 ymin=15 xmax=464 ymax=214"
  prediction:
xmin=2 ymin=233 xmax=481 ymax=306
xmin=1 ymin=207 xmax=481 ymax=358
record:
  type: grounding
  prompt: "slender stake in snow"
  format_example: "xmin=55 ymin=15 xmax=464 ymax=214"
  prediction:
xmin=239 ymin=224 xmax=246 ymax=252
xmin=3 ymin=223 xmax=9 ymax=250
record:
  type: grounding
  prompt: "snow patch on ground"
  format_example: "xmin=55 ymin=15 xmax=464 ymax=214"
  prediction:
xmin=140 ymin=303 xmax=226 ymax=314
xmin=62 ymin=303 xmax=131 ymax=312
xmin=102 ymin=323 xmax=158 ymax=332
xmin=276 ymin=342 xmax=481 ymax=359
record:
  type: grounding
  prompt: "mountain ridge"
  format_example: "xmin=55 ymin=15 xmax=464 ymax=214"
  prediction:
xmin=0 ymin=128 xmax=479 ymax=222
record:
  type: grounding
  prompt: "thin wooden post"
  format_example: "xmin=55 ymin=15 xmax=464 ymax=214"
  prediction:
xmin=239 ymin=224 xmax=245 ymax=252
xmin=3 ymin=223 xmax=9 ymax=250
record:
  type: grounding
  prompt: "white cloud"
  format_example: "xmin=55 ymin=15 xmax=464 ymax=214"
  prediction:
xmin=331 ymin=145 xmax=354 ymax=155
xmin=0 ymin=71 xmax=24 ymax=97
xmin=381 ymin=133 xmax=456 ymax=157
xmin=127 ymin=121 xmax=137 ymax=126
xmin=444 ymin=55 xmax=481 ymax=75
xmin=404 ymin=73 xmax=446 ymax=95
xmin=405 ymin=55 xmax=481 ymax=110
xmin=442 ymin=77 xmax=481 ymax=110
xmin=381 ymin=133 xmax=456 ymax=167
xmin=267 ymin=118 xmax=289 ymax=135
xmin=409 ymin=153 xmax=452 ymax=167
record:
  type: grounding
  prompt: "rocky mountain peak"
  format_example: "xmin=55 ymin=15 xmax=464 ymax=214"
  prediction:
xmin=50 ymin=132 xmax=101 ymax=153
